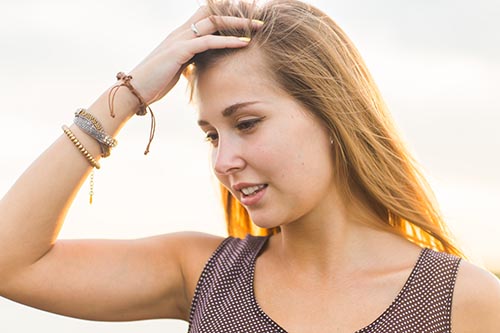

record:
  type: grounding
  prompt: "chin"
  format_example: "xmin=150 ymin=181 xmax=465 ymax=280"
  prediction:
xmin=248 ymin=212 xmax=288 ymax=231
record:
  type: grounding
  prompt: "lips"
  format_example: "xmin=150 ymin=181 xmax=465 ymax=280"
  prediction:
xmin=240 ymin=184 xmax=267 ymax=196
xmin=232 ymin=183 xmax=268 ymax=206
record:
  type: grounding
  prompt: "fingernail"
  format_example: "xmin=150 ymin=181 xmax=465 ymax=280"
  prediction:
xmin=238 ymin=37 xmax=251 ymax=43
xmin=252 ymin=19 xmax=265 ymax=25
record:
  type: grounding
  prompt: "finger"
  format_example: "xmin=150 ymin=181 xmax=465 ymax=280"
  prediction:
xmin=192 ymin=34 xmax=251 ymax=52
xmin=188 ymin=16 xmax=264 ymax=38
xmin=177 ymin=35 xmax=252 ymax=64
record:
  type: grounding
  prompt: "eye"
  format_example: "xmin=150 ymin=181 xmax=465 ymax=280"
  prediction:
xmin=204 ymin=132 xmax=219 ymax=146
xmin=236 ymin=117 xmax=263 ymax=132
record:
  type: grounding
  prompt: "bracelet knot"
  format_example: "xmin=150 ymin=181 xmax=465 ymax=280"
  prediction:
xmin=108 ymin=72 xmax=156 ymax=155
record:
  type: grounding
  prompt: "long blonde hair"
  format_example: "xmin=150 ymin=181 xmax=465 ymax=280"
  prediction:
xmin=185 ymin=0 xmax=465 ymax=258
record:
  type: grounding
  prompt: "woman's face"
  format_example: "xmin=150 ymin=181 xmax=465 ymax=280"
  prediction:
xmin=195 ymin=51 xmax=338 ymax=229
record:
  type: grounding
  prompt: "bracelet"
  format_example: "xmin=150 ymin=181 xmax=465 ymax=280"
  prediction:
xmin=108 ymin=72 xmax=156 ymax=155
xmin=62 ymin=125 xmax=101 ymax=169
xmin=62 ymin=125 xmax=100 ymax=204
xmin=75 ymin=108 xmax=117 ymax=146
xmin=74 ymin=108 xmax=117 ymax=158
xmin=74 ymin=117 xmax=111 ymax=157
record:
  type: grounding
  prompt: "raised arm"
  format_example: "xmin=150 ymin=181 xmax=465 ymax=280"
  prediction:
xmin=0 ymin=8 xmax=260 ymax=321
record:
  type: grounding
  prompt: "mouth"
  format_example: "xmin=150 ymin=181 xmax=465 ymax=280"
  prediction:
xmin=237 ymin=184 xmax=268 ymax=198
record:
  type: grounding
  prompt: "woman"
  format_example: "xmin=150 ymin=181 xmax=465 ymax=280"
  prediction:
xmin=0 ymin=0 xmax=499 ymax=332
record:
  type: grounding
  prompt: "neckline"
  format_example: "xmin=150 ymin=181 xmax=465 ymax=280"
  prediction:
xmin=249 ymin=236 xmax=428 ymax=333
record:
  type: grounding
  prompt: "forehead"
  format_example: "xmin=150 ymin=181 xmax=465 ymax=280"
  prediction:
xmin=194 ymin=50 xmax=326 ymax=135
xmin=193 ymin=50 xmax=292 ymax=123
xmin=194 ymin=50 xmax=285 ymax=117
xmin=196 ymin=48 xmax=270 ymax=85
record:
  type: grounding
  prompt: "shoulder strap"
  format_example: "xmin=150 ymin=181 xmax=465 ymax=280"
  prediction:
xmin=364 ymin=249 xmax=461 ymax=333
xmin=188 ymin=235 xmax=269 ymax=331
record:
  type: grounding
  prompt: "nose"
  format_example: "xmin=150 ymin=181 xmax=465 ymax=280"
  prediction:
xmin=212 ymin=137 xmax=245 ymax=176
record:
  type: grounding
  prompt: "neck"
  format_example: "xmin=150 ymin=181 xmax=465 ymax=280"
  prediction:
xmin=271 ymin=199 xmax=415 ymax=277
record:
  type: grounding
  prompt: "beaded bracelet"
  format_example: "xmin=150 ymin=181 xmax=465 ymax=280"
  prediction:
xmin=62 ymin=125 xmax=100 ymax=204
xmin=62 ymin=125 xmax=101 ymax=169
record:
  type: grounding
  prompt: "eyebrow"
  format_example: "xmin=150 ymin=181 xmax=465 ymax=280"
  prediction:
xmin=197 ymin=101 xmax=260 ymax=126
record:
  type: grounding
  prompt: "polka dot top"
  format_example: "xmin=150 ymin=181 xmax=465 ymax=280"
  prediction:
xmin=188 ymin=235 xmax=462 ymax=333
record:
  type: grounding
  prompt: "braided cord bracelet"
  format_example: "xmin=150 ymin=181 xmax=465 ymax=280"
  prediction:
xmin=108 ymin=72 xmax=156 ymax=155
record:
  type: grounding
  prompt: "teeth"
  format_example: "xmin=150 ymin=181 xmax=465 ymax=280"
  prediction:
xmin=241 ymin=185 xmax=265 ymax=196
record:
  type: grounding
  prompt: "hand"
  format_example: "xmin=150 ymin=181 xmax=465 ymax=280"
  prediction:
xmin=128 ymin=6 xmax=263 ymax=105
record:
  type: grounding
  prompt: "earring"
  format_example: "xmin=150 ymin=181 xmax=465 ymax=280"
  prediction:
xmin=329 ymin=136 xmax=334 ymax=145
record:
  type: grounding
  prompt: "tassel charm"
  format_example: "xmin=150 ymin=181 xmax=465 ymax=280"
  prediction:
xmin=89 ymin=169 xmax=95 ymax=204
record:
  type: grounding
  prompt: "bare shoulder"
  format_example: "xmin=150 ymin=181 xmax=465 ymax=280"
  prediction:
xmin=452 ymin=260 xmax=500 ymax=332
xmin=158 ymin=231 xmax=224 ymax=259
xmin=166 ymin=232 xmax=225 ymax=297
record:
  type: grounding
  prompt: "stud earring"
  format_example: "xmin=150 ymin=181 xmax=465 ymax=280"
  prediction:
xmin=329 ymin=136 xmax=334 ymax=145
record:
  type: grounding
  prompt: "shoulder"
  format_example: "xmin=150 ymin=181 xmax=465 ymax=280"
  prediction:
xmin=179 ymin=233 xmax=268 ymax=293
xmin=166 ymin=231 xmax=226 ymax=286
xmin=156 ymin=233 xmax=268 ymax=310
xmin=149 ymin=231 xmax=225 ymax=268
xmin=451 ymin=260 xmax=500 ymax=332
xmin=151 ymin=232 xmax=225 ymax=308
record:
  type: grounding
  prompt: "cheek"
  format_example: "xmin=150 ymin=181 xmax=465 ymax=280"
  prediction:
xmin=270 ymin=129 xmax=334 ymax=193
xmin=250 ymin=137 xmax=311 ymax=188
xmin=250 ymin=133 xmax=291 ymax=175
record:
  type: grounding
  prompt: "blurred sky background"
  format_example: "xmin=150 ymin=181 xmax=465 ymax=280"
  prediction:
xmin=0 ymin=0 xmax=499 ymax=332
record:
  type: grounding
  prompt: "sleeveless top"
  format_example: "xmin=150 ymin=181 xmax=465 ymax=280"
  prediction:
xmin=188 ymin=235 xmax=462 ymax=333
